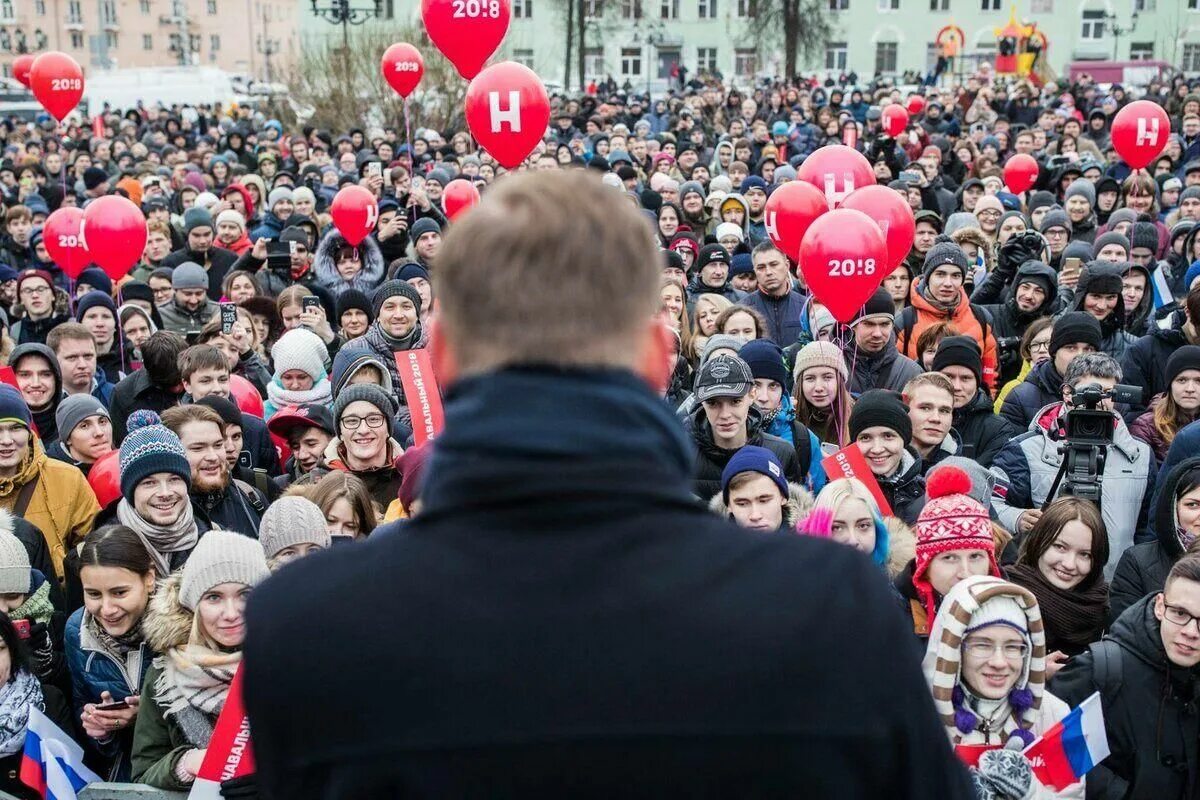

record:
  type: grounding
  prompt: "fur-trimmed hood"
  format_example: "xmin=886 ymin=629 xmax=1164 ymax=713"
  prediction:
xmin=12 ymin=284 xmax=71 ymax=323
xmin=312 ymin=228 xmax=386 ymax=298
xmin=884 ymin=516 xmax=916 ymax=579
xmin=143 ymin=572 xmax=192 ymax=654
xmin=708 ymin=481 xmax=813 ymax=530
xmin=949 ymin=226 xmax=995 ymax=277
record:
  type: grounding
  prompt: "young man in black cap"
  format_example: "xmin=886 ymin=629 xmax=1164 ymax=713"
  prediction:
xmin=848 ymin=287 xmax=923 ymax=395
xmin=267 ymin=403 xmax=336 ymax=489
xmin=409 ymin=217 xmax=442 ymax=269
xmin=686 ymin=243 xmax=742 ymax=309
xmin=934 ymin=335 xmax=1018 ymax=467
xmin=1069 ymin=262 xmax=1138 ymax=359
xmin=1000 ymin=311 xmax=1102 ymax=432
xmin=848 ymin=388 xmax=925 ymax=524
xmin=974 ymin=257 xmax=1059 ymax=386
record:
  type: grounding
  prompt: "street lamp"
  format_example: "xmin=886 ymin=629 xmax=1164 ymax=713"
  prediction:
xmin=309 ymin=0 xmax=384 ymax=50
xmin=631 ymin=19 xmax=664 ymax=95
xmin=256 ymin=33 xmax=279 ymax=82
xmin=1102 ymin=10 xmax=1138 ymax=61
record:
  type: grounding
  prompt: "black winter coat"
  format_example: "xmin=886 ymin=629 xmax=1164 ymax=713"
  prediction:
xmin=954 ymin=390 xmax=1019 ymax=467
xmin=107 ymin=370 xmax=184 ymax=445
xmin=878 ymin=450 xmax=926 ymax=525
xmin=685 ymin=407 xmax=801 ymax=500
xmin=161 ymin=245 xmax=238 ymax=301
xmin=1052 ymin=596 xmax=1200 ymax=800
xmin=244 ymin=367 xmax=974 ymax=800
xmin=1122 ymin=312 xmax=1193 ymax=419
xmin=999 ymin=359 xmax=1063 ymax=433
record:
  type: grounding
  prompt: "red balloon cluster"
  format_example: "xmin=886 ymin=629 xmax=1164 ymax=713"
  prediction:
xmin=421 ymin=0 xmax=510 ymax=79
xmin=29 ymin=51 xmax=84 ymax=122
xmin=763 ymin=182 xmax=827 ymax=262
xmin=1003 ymin=154 xmax=1039 ymax=194
xmin=796 ymin=144 xmax=874 ymax=208
xmin=881 ymin=104 xmax=908 ymax=138
xmin=381 ymin=43 xmax=424 ymax=99
xmin=330 ymin=185 xmax=379 ymax=247
xmin=1110 ymin=100 xmax=1171 ymax=170
xmin=800 ymin=209 xmax=889 ymax=324
xmin=82 ymin=195 xmax=146 ymax=281
xmin=43 ymin=207 xmax=89 ymax=279
xmin=464 ymin=61 xmax=549 ymax=169
xmin=442 ymin=179 xmax=480 ymax=220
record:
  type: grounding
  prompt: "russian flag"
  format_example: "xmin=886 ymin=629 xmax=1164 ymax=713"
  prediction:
xmin=1023 ymin=692 xmax=1110 ymax=792
xmin=19 ymin=706 xmax=100 ymax=799
xmin=1151 ymin=263 xmax=1174 ymax=311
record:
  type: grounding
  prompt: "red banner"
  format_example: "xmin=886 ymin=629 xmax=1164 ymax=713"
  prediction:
xmin=819 ymin=443 xmax=894 ymax=517
xmin=395 ymin=349 xmax=444 ymax=445
xmin=189 ymin=665 xmax=254 ymax=800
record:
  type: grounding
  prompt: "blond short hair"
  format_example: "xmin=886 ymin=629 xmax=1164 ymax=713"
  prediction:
xmin=435 ymin=171 xmax=659 ymax=375
xmin=903 ymin=370 xmax=954 ymax=400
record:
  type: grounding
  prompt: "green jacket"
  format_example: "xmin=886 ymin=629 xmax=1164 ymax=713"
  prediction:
xmin=130 ymin=662 xmax=203 ymax=792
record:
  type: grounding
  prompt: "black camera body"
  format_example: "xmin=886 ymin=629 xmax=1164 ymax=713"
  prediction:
xmin=1051 ymin=383 xmax=1144 ymax=504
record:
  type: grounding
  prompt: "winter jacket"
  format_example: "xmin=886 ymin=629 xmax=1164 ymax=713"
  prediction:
xmin=991 ymin=403 xmax=1155 ymax=580
xmin=244 ymin=366 xmax=974 ymax=800
xmin=1051 ymin=596 xmax=1200 ymax=800
xmin=1000 ymin=359 xmax=1065 ymax=433
xmin=896 ymin=284 xmax=998 ymax=393
xmin=877 ymin=449 xmax=926 ymax=525
xmin=708 ymin=480 xmax=812 ymax=532
xmin=108 ymin=370 xmax=184 ymax=445
xmin=1129 ymin=401 xmax=1176 ymax=463
xmin=1062 ymin=262 xmax=1138 ymax=360
xmin=190 ymin=480 xmax=266 ymax=539
xmin=10 ymin=286 xmax=72 ymax=346
xmin=249 ymin=212 xmax=288 ymax=243
xmin=740 ymin=288 xmax=807 ymax=347
xmin=321 ymin=437 xmax=404 ymax=511
xmin=1122 ymin=310 xmax=1199 ymax=419
xmin=161 ymin=246 xmax=237 ymax=301
xmin=848 ymin=342 xmax=924 ymax=397
xmin=1109 ymin=458 xmax=1197 ymax=626
xmin=155 ymin=298 xmax=219 ymax=338
xmin=978 ymin=260 xmax=1062 ymax=387
xmin=684 ymin=272 xmax=743 ymax=311
xmin=953 ymin=390 xmax=1018 ymax=467
xmin=685 ymin=406 xmax=803 ymax=500
xmin=313 ymin=229 xmax=386 ymax=299
xmin=65 ymin=609 xmax=151 ymax=781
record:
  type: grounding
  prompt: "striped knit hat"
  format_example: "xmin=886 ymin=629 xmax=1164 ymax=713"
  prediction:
xmin=921 ymin=575 xmax=1046 ymax=747
xmin=118 ymin=411 xmax=191 ymax=503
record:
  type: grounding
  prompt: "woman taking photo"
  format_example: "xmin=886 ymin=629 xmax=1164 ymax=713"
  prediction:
xmin=1006 ymin=498 xmax=1109 ymax=677
xmin=132 ymin=530 xmax=269 ymax=790
xmin=1130 ymin=346 xmax=1200 ymax=462
xmin=66 ymin=526 xmax=156 ymax=781
xmin=791 ymin=341 xmax=852 ymax=450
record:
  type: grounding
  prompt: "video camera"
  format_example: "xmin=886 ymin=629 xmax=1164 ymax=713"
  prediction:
xmin=1046 ymin=383 xmax=1143 ymax=505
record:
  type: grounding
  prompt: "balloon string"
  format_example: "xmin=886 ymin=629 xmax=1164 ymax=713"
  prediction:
xmin=116 ymin=285 xmax=126 ymax=378
xmin=403 ymin=97 xmax=416 ymax=227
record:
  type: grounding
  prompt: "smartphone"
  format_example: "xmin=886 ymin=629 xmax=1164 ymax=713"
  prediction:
xmin=1062 ymin=257 xmax=1082 ymax=282
xmin=366 ymin=161 xmax=382 ymax=180
xmin=302 ymin=295 xmax=321 ymax=312
xmin=95 ymin=700 xmax=130 ymax=711
xmin=12 ymin=619 xmax=28 ymax=640
xmin=900 ymin=170 xmax=921 ymax=184
xmin=411 ymin=175 xmax=425 ymax=191
xmin=220 ymin=302 xmax=236 ymax=335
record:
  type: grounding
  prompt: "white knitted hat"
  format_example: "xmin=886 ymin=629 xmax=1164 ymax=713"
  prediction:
xmin=215 ymin=209 xmax=246 ymax=232
xmin=792 ymin=340 xmax=848 ymax=381
xmin=258 ymin=497 xmax=331 ymax=559
xmin=179 ymin=529 xmax=270 ymax=611
xmin=0 ymin=531 xmax=30 ymax=595
xmin=271 ymin=328 xmax=327 ymax=382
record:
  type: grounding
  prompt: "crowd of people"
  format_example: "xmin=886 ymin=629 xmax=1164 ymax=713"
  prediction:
xmin=0 ymin=64 xmax=1191 ymax=797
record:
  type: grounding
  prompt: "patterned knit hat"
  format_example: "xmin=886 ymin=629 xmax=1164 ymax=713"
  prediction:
xmin=179 ymin=529 xmax=270 ymax=611
xmin=792 ymin=340 xmax=848 ymax=381
xmin=258 ymin=497 xmax=330 ymax=560
xmin=118 ymin=410 xmax=191 ymax=503
xmin=912 ymin=466 xmax=1000 ymax=627
xmin=371 ymin=280 xmax=422 ymax=317
xmin=0 ymin=530 xmax=30 ymax=595
xmin=271 ymin=328 xmax=327 ymax=382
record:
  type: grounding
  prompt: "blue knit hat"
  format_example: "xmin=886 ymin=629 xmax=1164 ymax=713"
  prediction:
xmin=118 ymin=410 xmax=191 ymax=502
xmin=739 ymin=175 xmax=768 ymax=195
xmin=721 ymin=445 xmax=788 ymax=502
xmin=0 ymin=385 xmax=30 ymax=430
xmin=75 ymin=290 xmax=116 ymax=322
xmin=738 ymin=339 xmax=789 ymax=387
xmin=729 ymin=253 xmax=753 ymax=277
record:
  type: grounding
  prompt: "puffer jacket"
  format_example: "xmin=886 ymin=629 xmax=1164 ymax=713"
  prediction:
xmin=684 ymin=406 xmax=802 ymax=500
xmin=1051 ymin=595 xmax=1200 ymax=800
xmin=896 ymin=283 xmax=998 ymax=393
xmin=1109 ymin=457 xmax=1198 ymax=625
xmin=65 ymin=608 xmax=152 ymax=781
xmin=990 ymin=403 xmax=1155 ymax=581
xmin=999 ymin=359 xmax=1065 ymax=433
xmin=953 ymin=390 xmax=1018 ymax=467
xmin=312 ymin=229 xmax=386 ymax=299
xmin=1121 ymin=309 xmax=1199 ymax=419
xmin=155 ymin=298 xmax=219 ymax=338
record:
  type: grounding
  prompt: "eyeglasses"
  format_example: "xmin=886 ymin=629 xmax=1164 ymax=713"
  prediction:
xmin=1162 ymin=602 xmax=1200 ymax=632
xmin=962 ymin=638 xmax=1028 ymax=661
xmin=976 ymin=210 xmax=1002 ymax=220
xmin=18 ymin=286 xmax=49 ymax=296
xmin=1030 ymin=340 xmax=1051 ymax=353
xmin=340 ymin=414 xmax=386 ymax=430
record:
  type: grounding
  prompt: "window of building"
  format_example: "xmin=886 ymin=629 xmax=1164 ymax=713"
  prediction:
xmin=207 ymin=0 xmax=217 ymax=12
xmin=34 ymin=0 xmax=45 ymax=14
xmin=1184 ymin=43 xmax=1200 ymax=70
xmin=1134 ymin=0 xmax=1154 ymax=9
xmin=825 ymin=41 xmax=847 ymax=70
xmin=874 ymin=41 xmax=897 ymax=73
xmin=1129 ymin=41 xmax=1153 ymax=60
xmin=734 ymin=47 xmax=756 ymax=77
xmin=929 ymin=0 xmax=947 ymax=8
xmin=697 ymin=46 xmax=717 ymax=73
xmin=1080 ymin=8 xmax=1104 ymax=39
xmin=697 ymin=0 xmax=715 ymax=17
xmin=621 ymin=46 xmax=641 ymax=76
xmin=67 ymin=0 xmax=81 ymax=18
xmin=877 ymin=0 xmax=898 ymax=9
xmin=828 ymin=0 xmax=847 ymax=8
xmin=660 ymin=0 xmax=677 ymax=17
xmin=736 ymin=0 xmax=754 ymax=16
xmin=100 ymin=0 xmax=116 ymax=23
xmin=0 ymin=0 xmax=13 ymax=18
xmin=620 ymin=0 xmax=640 ymax=17
xmin=105 ymin=30 xmax=118 ymax=47
xmin=142 ymin=33 xmax=152 ymax=49
xmin=70 ymin=30 xmax=83 ymax=47
xmin=210 ymin=33 xmax=220 ymax=50
xmin=583 ymin=46 xmax=604 ymax=78
xmin=139 ymin=0 xmax=150 ymax=11
xmin=584 ymin=0 xmax=602 ymax=14
xmin=980 ymin=0 xmax=999 ymax=8
xmin=1028 ymin=0 xmax=1050 ymax=9
xmin=513 ymin=0 xmax=531 ymax=17
xmin=384 ymin=0 xmax=393 ymax=18
xmin=512 ymin=47 xmax=533 ymax=67
xmin=1187 ymin=0 xmax=1196 ymax=9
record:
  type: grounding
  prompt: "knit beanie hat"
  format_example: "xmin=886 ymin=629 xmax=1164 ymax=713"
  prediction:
xmin=679 ymin=180 xmax=704 ymax=201
xmin=1049 ymin=312 xmax=1102 ymax=357
xmin=333 ymin=383 xmax=396 ymax=435
xmin=792 ymin=340 xmax=848 ymax=382
xmin=931 ymin=335 xmax=982 ymax=386
xmin=118 ymin=410 xmax=191 ymax=502
xmin=215 ymin=209 xmax=246 ymax=232
xmin=1107 ymin=208 xmax=1138 ymax=230
xmin=926 ymin=456 xmax=994 ymax=507
xmin=77 ymin=268 xmax=113 ymax=296
xmin=922 ymin=235 xmax=969 ymax=280
xmin=0 ymin=385 xmax=30 ymax=430
xmin=267 ymin=187 xmax=294 ymax=211
xmin=195 ymin=396 xmax=241 ymax=429
xmin=714 ymin=222 xmax=745 ymax=243
xmin=696 ymin=243 xmax=730 ymax=273
xmin=699 ymin=334 xmax=741 ymax=364
xmin=271 ymin=328 xmax=327 ymax=382
xmin=1064 ymin=178 xmax=1096 ymax=208
xmin=370 ymin=280 xmax=421 ymax=317
xmin=943 ymin=213 xmax=979 ymax=237
xmin=171 ymin=262 xmax=209 ymax=290
xmin=396 ymin=263 xmax=431 ymax=283
xmin=997 ymin=210 xmax=1025 ymax=234
xmin=55 ymin=394 xmax=109 ymax=443
xmin=1167 ymin=345 xmax=1200 ymax=386
xmin=1130 ymin=221 xmax=1160 ymax=253
xmin=409 ymin=217 xmax=441 ymax=241
xmin=0 ymin=531 xmax=30 ymax=595
xmin=850 ymin=287 xmax=896 ymax=326
xmin=1091 ymin=231 xmax=1129 ymax=259
xmin=183 ymin=207 xmax=214 ymax=234
xmin=336 ymin=289 xmax=373 ymax=322
xmin=75 ymin=290 xmax=116 ymax=323
xmin=738 ymin=339 xmax=788 ymax=387
xmin=1181 ymin=186 xmax=1200 ymax=206
xmin=178 ymin=529 xmax=270 ymax=611
xmin=973 ymin=194 xmax=1004 ymax=219
xmin=1037 ymin=208 xmax=1071 ymax=235
xmin=912 ymin=466 xmax=1000 ymax=626
xmin=849 ymin=389 xmax=911 ymax=445
xmin=258 ymin=496 xmax=331 ymax=559
xmin=398 ymin=441 xmax=431 ymax=513
xmin=1027 ymin=191 xmax=1056 ymax=218
xmin=720 ymin=444 xmax=788 ymax=503
xmin=729 ymin=253 xmax=753 ymax=277
xmin=16 ymin=269 xmax=53 ymax=296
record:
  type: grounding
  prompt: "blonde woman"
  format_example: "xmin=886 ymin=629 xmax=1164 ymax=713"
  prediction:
xmin=686 ymin=293 xmax=732 ymax=364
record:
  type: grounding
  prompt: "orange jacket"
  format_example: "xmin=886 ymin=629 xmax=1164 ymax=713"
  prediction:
xmin=896 ymin=284 xmax=998 ymax=395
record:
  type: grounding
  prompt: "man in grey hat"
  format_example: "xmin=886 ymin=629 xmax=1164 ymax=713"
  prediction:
xmin=156 ymin=262 xmax=220 ymax=338
xmin=45 ymin=394 xmax=112 ymax=477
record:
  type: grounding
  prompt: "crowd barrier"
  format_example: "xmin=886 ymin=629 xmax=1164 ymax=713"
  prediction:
xmin=0 ymin=786 xmax=186 ymax=799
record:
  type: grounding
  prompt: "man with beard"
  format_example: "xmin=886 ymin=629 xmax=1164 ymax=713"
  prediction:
xmin=160 ymin=404 xmax=265 ymax=538
xmin=161 ymin=208 xmax=237 ymax=300
xmin=10 ymin=343 xmax=62 ymax=445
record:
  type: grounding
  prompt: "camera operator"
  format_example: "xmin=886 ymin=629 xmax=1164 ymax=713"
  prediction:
xmin=991 ymin=353 xmax=1155 ymax=580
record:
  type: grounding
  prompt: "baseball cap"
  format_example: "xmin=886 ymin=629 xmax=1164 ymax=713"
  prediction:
xmin=694 ymin=355 xmax=753 ymax=403
xmin=266 ymin=403 xmax=336 ymax=438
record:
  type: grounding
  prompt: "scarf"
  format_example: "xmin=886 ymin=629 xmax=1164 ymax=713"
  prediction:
xmin=0 ymin=671 xmax=42 ymax=756
xmin=116 ymin=498 xmax=199 ymax=577
xmin=85 ymin=610 xmax=145 ymax=657
xmin=265 ymin=374 xmax=332 ymax=412
xmin=155 ymin=643 xmax=240 ymax=748
xmin=379 ymin=321 xmax=422 ymax=351
xmin=1005 ymin=563 xmax=1108 ymax=655
xmin=8 ymin=580 xmax=53 ymax=626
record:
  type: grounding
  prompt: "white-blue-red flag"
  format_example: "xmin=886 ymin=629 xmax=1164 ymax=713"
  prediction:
xmin=19 ymin=705 xmax=100 ymax=799
xmin=1023 ymin=692 xmax=1109 ymax=791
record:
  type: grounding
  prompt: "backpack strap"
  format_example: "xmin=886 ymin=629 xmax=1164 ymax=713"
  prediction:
xmin=233 ymin=478 xmax=267 ymax=515
xmin=11 ymin=476 xmax=37 ymax=519
xmin=1088 ymin=640 xmax=1124 ymax=699
xmin=791 ymin=421 xmax=812 ymax=478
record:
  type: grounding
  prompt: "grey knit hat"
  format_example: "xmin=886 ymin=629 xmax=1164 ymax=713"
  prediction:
xmin=0 ymin=530 xmax=30 ymax=595
xmin=267 ymin=187 xmax=294 ymax=211
xmin=55 ymin=394 xmax=110 ymax=443
xmin=1092 ymin=231 xmax=1129 ymax=259
xmin=171 ymin=261 xmax=209 ymax=290
xmin=333 ymin=383 xmax=397 ymax=435
xmin=179 ymin=529 xmax=270 ymax=611
xmin=700 ymin=334 xmax=742 ymax=364
xmin=927 ymin=456 xmax=994 ymax=508
xmin=922 ymin=235 xmax=969 ymax=280
xmin=183 ymin=207 xmax=214 ymax=235
xmin=1037 ymin=208 xmax=1072 ymax=235
xmin=1064 ymin=178 xmax=1096 ymax=208
xmin=792 ymin=340 xmax=848 ymax=381
xmin=370 ymin=280 xmax=422 ymax=318
xmin=258 ymin=497 xmax=330 ymax=560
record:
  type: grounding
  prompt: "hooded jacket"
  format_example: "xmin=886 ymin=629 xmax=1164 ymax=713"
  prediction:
xmin=312 ymin=229 xmax=386 ymax=299
xmin=1062 ymin=262 xmax=1138 ymax=359
xmin=999 ymin=359 xmax=1066 ymax=433
xmin=9 ymin=342 xmax=62 ymax=444
xmin=1121 ymin=309 xmax=1200 ymax=420
xmin=708 ymin=481 xmax=812 ymax=532
xmin=1121 ymin=260 xmax=1154 ymax=337
xmin=896 ymin=283 xmax=998 ymax=393
xmin=953 ymin=389 xmax=1018 ymax=468
xmin=979 ymin=260 xmax=1060 ymax=385
xmin=684 ymin=406 xmax=802 ymax=500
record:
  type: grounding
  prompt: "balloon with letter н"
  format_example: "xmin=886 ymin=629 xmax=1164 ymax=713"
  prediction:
xmin=464 ymin=61 xmax=550 ymax=170
xmin=799 ymin=208 xmax=888 ymax=324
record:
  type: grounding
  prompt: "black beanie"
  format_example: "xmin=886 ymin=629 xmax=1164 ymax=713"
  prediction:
xmin=851 ymin=287 xmax=896 ymax=326
xmin=849 ymin=389 xmax=912 ymax=446
xmin=932 ymin=335 xmax=983 ymax=386
xmin=370 ymin=280 xmax=422 ymax=317
xmin=696 ymin=243 xmax=730 ymax=272
xmin=662 ymin=250 xmax=684 ymax=273
xmin=1166 ymin=345 xmax=1200 ymax=386
xmin=1049 ymin=312 xmax=1103 ymax=357
xmin=337 ymin=288 xmax=373 ymax=322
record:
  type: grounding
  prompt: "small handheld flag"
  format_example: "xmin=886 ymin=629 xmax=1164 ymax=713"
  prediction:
xmin=20 ymin=705 xmax=101 ymax=799
xmin=1023 ymin=692 xmax=1110 ymax=791
xmin=1151 ymin=263 xmax=1173 ymax=312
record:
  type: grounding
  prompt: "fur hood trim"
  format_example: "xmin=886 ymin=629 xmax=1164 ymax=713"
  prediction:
xmin=949 ymin=226 xmax=995 ymax=275
xmin=143 ymin=572 xmax=193 ymax=653
xmin=707 ymin=481 xmax=813 ymax=529
xmin=884 ymin=516 xmax=916 ymax=579
xmin=313 ymin=228 xmax=385 ymax=296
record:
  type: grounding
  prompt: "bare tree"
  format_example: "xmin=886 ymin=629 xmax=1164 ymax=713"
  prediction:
xmin=746 ymin=0 xmax=835 ymax=81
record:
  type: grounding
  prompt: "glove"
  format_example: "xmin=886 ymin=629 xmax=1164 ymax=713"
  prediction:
xmin=220 ymin=774 xmax=259 ymax=800
xmin=998 ymin=231 xmax=1044 ymax=277
xmin=977 ymin=747 xmax=1034 ymax=800
xmin=26 ymin=622 xmax=60 ymax=682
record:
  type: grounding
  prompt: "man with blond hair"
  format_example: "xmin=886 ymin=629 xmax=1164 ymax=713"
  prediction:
xmin=246 ymin=171 xmax=971 ymax=799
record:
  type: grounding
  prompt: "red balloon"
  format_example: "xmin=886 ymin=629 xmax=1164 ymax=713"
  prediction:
xmin=381 ymin=42 xmax=424 ymax=99
xmin=881 ymin=104 xmax=908 ymax=138
xmin=422 ymin=0 xmax=510 ymax=79
xmin=1110 ymin=99 xmax=1171 ymax=170
xmin=81 ymin=195 xmax=146 ymax=281
xmin=42 ymin=207 xmax=90 ymax=279
xmin=86 ymin=450 xmax=121 ymax=510
xmin=29 ymin=51 xmax=83 ymax=121
xmin=12 ymin=55 xmax=34 ymax=88
xmin=796 ymin=144 xmax=875 ymax=209
xmin=464 ymin=61 xmax=550 ymax=170
xmin=799 ymin=208 xmax=889 ymax=324
xmin=1003 ymin=153 xmax=1040 ymax=194
xmin=442 ymin=179 xmax=481 ymax=220
xmin=841 ymin=184 xmax=916 ymax=274
xmin=229 ymin=374 xmax=264 ymax=418
xmin=330 ymin=185 xmax=378 ymax=247
xmin=905 ymin=94 xmax=925 ymax=116
xmin=762 ymin=181 xmax=828 ymax=262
